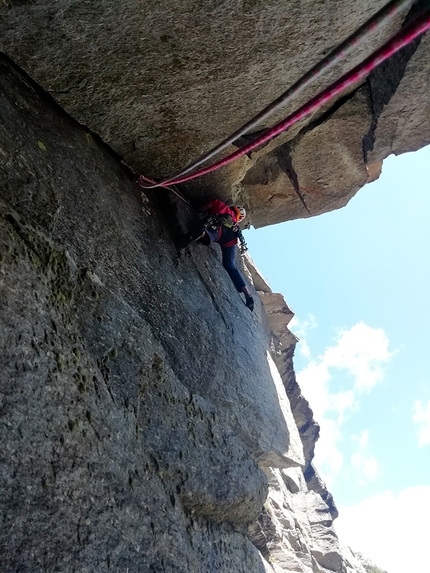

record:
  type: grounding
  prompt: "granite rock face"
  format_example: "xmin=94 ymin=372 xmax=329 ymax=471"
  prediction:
xmin=249 ymin=468 xmax=365 ymax=573
xmin=2 ymin=0 xmax=424 ymax=566
xmin=1 ymin=0 xmax=429 ymax=227
xmin=248 ymin=468 xmax=366 ymax=573
xmin=1 ymin=52 xmax=367 ymax=573
xmin=244 ymin=259 xmax=362 ymax=572
xmin=0 ymin=56 xmax=305 ymax=572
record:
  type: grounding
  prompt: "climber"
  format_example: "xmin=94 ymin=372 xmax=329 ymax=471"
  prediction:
xmin=178 ymin=199 xmax=255 ymax=311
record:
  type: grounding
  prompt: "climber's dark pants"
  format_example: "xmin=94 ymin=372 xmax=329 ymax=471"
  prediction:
xmin=202 ymin=227 xmax=246 ymax=292
xmin=221 ymin=245 xmax=246 ymax=292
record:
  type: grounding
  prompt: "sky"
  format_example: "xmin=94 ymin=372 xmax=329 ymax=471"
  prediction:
xmin=245 ymin=144 xmax=430 ymax=573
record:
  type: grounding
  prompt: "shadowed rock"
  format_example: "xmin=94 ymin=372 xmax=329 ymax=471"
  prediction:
xmin=1 ymin=0 xmax=428 ymax=226
xmin=0 ymin=55 xmax=305 ymax=572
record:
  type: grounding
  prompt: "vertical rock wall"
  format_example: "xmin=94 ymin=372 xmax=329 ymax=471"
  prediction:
xmin=244 ymin=258 xmax=365 ymax=573
xmin=0 ymin=50 xmax=368 ymax=573
xmin=0 ymin=56 xmax=304 ymax=572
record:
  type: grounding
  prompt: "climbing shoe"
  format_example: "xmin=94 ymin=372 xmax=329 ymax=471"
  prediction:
xmin=246 ymin=296 xmax=254 ymax=312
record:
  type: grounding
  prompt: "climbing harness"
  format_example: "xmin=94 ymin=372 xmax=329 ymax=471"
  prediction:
xmin=207 ymin=216 xmax=248 ymax=254
xmin=203 ymin=213 xmax=224 ymax=231
xmin=178 ymin=213 xmax=247 ymax=249
xmin=202 ymin=214 xmax=248 ymax=253
xmin=139 ymin=0 xmax=428 ymax=190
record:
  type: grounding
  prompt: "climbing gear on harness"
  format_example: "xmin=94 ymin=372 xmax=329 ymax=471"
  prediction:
xmin=139 ymin=7 xmax=430 ymax=190
xmin=203 ymin=214 xmax=223 ymax=230
xmin=178 ymin=212 xmax=248 ymax=250
xmin=202 ymin=212 xmax=238 ymax=230
xmin=177 ymin=213 xmax=228 ymax=248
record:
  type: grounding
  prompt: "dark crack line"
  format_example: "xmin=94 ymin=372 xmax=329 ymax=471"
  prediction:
xmin=363 ymin=1 xmax=426 ymax=160
xmin=275 ymin=146 xmax=311 ymax=215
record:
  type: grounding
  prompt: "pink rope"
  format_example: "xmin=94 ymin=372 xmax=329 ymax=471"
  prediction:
xmin=140 ymin=0 xmax=413 ymax=189
xmin=140 ymin=10 xmax=430 ymax=189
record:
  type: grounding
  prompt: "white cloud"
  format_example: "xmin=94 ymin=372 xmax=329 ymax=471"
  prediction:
xmin=353 ymin=429 xmax=370 ymax=450
xmin=350 ymin=430 xmax=381 ymax=483
xmin=351 ymin=454 xmax=380 ymax=482
xmin=296 ymin=322 xmax=393 ymax=484
xmin=321 ymin=323 xmax=393 ymax=393
xmin=335 ymin=487 xmax=430 ymax=573
xmin=413 ymin=400 xmax=430 ymax=446
xmin=289 ymin=313 xmax=317 ymax=339
xmin=289 ymin=314 xmax=317 ymax=360
xmin=299 ymin=339 xmax=312 ymax=361
xmin=313 ymin=418 xmax=344 ymax=479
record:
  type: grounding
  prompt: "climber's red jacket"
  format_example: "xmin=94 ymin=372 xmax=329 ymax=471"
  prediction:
xmin=200 ymin=199 xmax=239 ymax=248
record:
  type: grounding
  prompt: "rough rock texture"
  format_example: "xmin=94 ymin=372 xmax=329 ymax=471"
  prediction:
xmin=244 ymin=258 xmax=318 ymax=472
xmin=0 ymin=55 xmax=306 ymax=572
xmin=1 ymin=0 xmax=429 ymax=227
xmin=2 ymin=0 xmax=427 ymax=568
xmin=248 ymin=468 xmax=366 ymax=573
xmin=1 ymin=52 xmax=368 ymax=573
xmin=365 ymin=25 xmax=430 ymax=162
xmin=243 ymin=259 xmax=363 ymax=572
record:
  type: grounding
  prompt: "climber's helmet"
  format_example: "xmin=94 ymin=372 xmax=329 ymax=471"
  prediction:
xmin=234 ymin=205 xmax=247 ymax=222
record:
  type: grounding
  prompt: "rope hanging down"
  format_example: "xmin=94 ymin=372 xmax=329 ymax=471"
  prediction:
xmin=139 ymin=0 xmax=413 ymax=190
xmin=140 ymin=8 xmax=430 ymax=190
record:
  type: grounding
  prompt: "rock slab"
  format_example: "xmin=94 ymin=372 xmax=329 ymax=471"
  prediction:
xmin=0 ymin=56 xmax=306 ymax=572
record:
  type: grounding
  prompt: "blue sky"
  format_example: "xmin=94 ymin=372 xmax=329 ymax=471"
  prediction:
xmin=245 ymin=144 xmax=430 ymax=572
